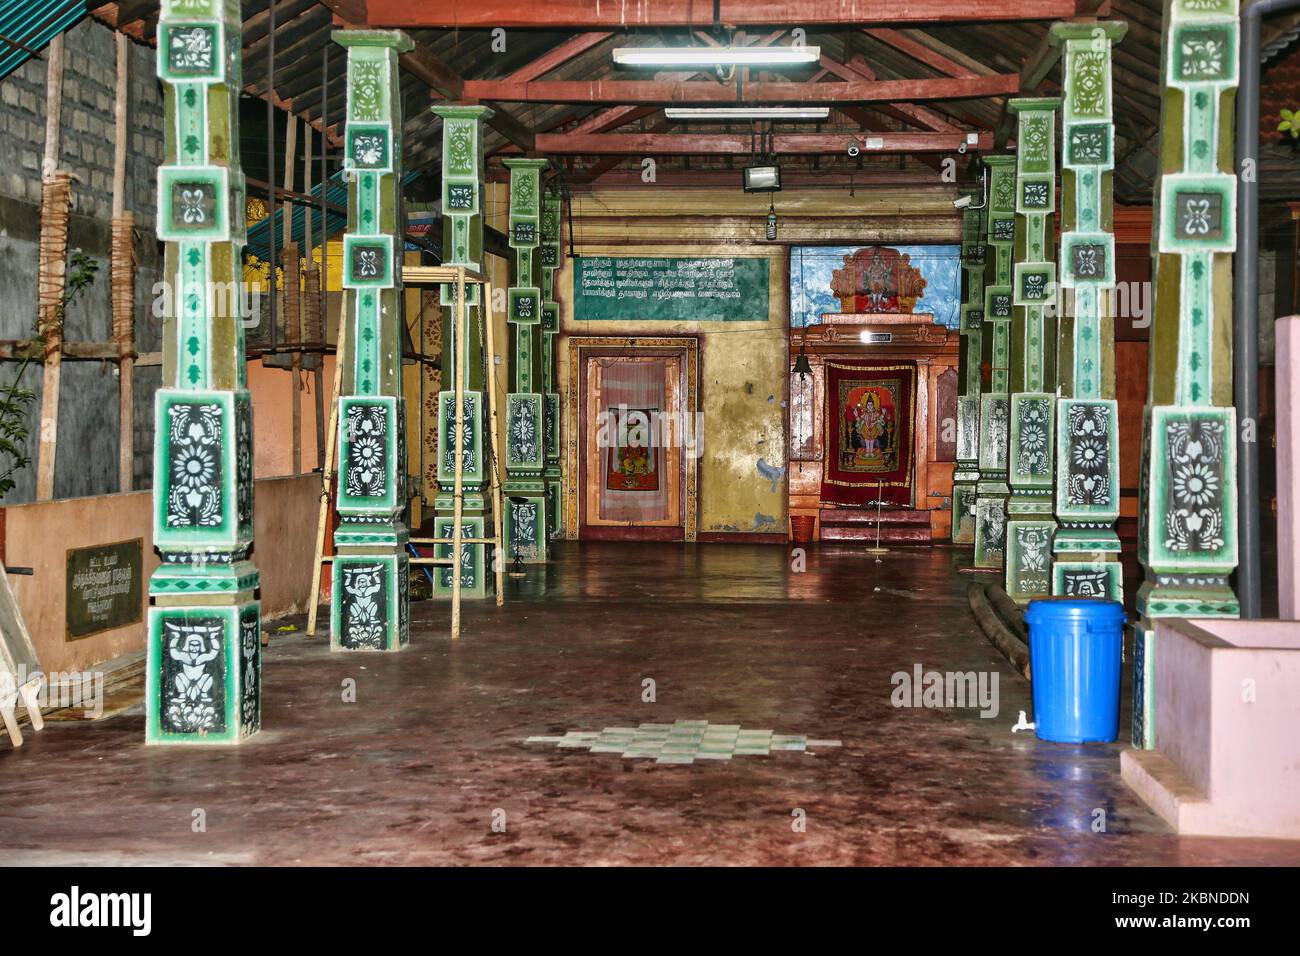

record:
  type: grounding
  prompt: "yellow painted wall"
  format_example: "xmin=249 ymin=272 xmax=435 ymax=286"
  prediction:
xmin=555 ymin=183 xmax=963 ymax=538
xmin=556 ymin=240 xmax=789 ymax=536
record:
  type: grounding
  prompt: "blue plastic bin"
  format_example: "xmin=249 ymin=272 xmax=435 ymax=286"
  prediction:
xmin=1023 ymin=598 xmax=1126 ymax=743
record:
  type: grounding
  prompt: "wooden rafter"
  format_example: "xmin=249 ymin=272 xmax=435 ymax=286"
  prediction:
xmin=584 ymin=168 xmax=948 ymax=188
xmin=863 ymin=28 xmax=983 ymax=78
xmin=108 ymin=0 xmax=158 ymax=24
xmin=554 ymin=26 xmax=792 ymax=148
xmin=500 ymin=32 xmax=615 ymax=83
xmin=533 ymin=131 xmax=989 ymax=154
xmin=366 ymin=0 xmax=1083 ymax=28
xmin=1018 ymin=26 xmax=1064 ymax=91
xmin=816 ymin=54 xmax=962 ymax=133
xmin=570 ymin=116 xmax=672 ymax=184
xmin=317 ymin=0 xmax=535 ymax=150
xmin=461 ymin=75 xmax=1019 ymax=105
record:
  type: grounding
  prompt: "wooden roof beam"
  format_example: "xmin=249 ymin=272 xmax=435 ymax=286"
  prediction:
xmin=401 ymin=41 xmax=466 ymax=100
xmin=568 ymin=105 xmax=660 ymax=135
xmin=246 ymin=83 xmax=345 ymax=148
xmin=461 ymin=75 xmax=1019 ymax=105
xmin=493 ymin=41 xmax=781 ymax=151
xmin=366 ymin=0 xmax=1082 ymax=28
xmin=816 ymin=53 xmax=961 ymax=133
xmin=476 ymin=102 xmax=537 ymax=151
xmin=318 ymin=1 xmax=534 ymax=150
xmin=583 ymin=168 xmax=948 ymax=188
xmin=567 ymin=122 xmax=670 ymax=185
xmin=111 ymin=0 xmax=158 ymax=24
xmin=500 ymin=32 xmax=616 ymax=83
xmin=862 ymin=28 xmax=982 ymax=78
xmin=531 ymin=131 xmax=990 ymax=154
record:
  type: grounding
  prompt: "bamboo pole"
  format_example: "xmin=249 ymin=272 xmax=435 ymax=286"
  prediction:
xmin=41 ymin=35 xmax=63 ymax=180
xmin=482 ymin=281 xmax=505 ymax=606
xmin=302 ymin=124 xmax=320 ymax=469
xmin=112 ymin=32 xmax=135 ymax=493
xmin=283 ymin=115 xmax=296 ymax=247
xmin=451 ymin=268 xmax=466 ymax=639
xmin=315 ymin=45 xmax=329 ymax=474
xmin=285 ymin=115 xmax=302 ymax=475
xmin=305 ymin=312 xmax=348 ymax=637
xmin=35 ymin=34 xmax=68 ymax=501
xmin=286 ymin=242 xmax=302 ymax=473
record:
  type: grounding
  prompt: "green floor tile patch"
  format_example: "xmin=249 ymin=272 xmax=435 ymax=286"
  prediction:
xmin=526 ymin=720 xmax=842 ymax=765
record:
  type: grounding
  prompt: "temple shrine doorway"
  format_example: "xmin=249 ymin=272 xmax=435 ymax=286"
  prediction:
xmin=788 ymin=314 xmax=959 ymax=544
xmin=572 ymin=340 xmax=699 ymax=541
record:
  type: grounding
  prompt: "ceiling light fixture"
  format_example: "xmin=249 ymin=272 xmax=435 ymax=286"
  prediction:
xmin=664 ymin=107 xmax=831 ymax=120
xmin=743 ymin=165 xmax=782 ymax=193
xmin=613 ymin=46 xmax=820 ymax=68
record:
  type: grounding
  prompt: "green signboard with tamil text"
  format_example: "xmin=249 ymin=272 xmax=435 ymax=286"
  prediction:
xmin=574 ymin=256 xmax=769 ymax=323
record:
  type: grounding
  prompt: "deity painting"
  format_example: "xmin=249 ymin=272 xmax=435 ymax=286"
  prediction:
xmin=791 ymin=245 xmax=960 ymax=328
xmin=829 ymin=246 xmax=928 ymax=315
xmin=606 ymin=407 xmax=660 ymax=492
xmin=822 ymin=361 xmax=917 ymax=507
xmin=839 ymin=382 xmax=900 ymax=472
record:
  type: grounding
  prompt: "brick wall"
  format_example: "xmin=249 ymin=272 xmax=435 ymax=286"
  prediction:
xmin=0 ymin=18 xmax=164 ymax=503
xmin=0 ymin=18 xmax=163 ymax=221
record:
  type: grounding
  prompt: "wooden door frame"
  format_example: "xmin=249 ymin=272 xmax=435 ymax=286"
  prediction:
xmin=787 ymin=320 xmax=958 ymax=530
xmin=564 ymin=336 xmax=700 ymax=541
xmin=815 ymin=354 xmax=929 ymax=509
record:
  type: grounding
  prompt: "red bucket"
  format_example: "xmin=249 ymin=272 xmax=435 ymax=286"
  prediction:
xmin=790 ymin=514 xmax=816 ymax=543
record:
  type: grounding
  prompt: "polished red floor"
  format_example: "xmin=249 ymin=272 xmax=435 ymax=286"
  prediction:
xmin=1 ymin=542 xmax=1296 ymax=865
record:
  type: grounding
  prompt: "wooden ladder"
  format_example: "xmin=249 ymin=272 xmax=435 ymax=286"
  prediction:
xmin=306 ymin=266 xmax=506 ymax=642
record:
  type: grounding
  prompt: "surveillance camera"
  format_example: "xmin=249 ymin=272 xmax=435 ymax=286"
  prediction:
xmin=957 ymin=141 xmax=968 ymax=154
xmin=847 ymin=140 xmax=860 ymax=158
xmin=952 ymin=195 xmax=973 ymax=209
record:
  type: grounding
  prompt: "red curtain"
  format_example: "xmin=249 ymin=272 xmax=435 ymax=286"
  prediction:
xmin=595 ymin=358 xmax=671 ymax=523
xmin=820 ymin=359 xmax=917 ymax=507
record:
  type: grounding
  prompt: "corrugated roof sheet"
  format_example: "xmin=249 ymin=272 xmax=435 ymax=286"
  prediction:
xmin=0 ymin=0 xmax=84 ymax=81
xmin=244 ymin=168 xmax=423 ymax=261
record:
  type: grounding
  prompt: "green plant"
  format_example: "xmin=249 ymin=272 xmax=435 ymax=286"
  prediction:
xmin=1279 ymin=108 xmax=1300 ymax=140
xmin=0 ymin=249 xmax=99 ymax=498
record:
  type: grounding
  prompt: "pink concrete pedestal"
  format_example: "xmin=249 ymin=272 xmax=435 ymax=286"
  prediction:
xmin=1121 ymin=618 xmax=1300 ymax=838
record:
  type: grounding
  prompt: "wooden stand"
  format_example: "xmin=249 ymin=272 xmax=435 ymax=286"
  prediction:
xmin=0 ymin=678 xmax=43 ymax=749
xmin=307 ymin=266 xmax=506 ymax=641
xmin=0 ymin=563 xmax=44 ymax=748
xmin=407 ymin=267 xmax=507 ymax=635
xmin=305 ymin=312 xmax=347 ymax=638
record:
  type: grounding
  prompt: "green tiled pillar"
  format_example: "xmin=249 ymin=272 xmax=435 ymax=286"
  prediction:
xmin=541 ymin=188 xmax=564 ymax=540
xmin=1004 ymin=98 xmax=1061 ymax=602
xmin=329 ymin=29 xmax=413 ymax=650
xmin=1051 ymin=22 xmax=1128 ymax=602
xmin=147 ymin=0 xmax=258 ymax=743
xmin=503 ymin=158 xmax=549 ymax=564
xmin=973 ymin=155 xmax=1017 ymax=569
xmin=432 ymin=105 xmax=493 ymax=598
xmin=952 ymin=201 xmax=985 ymax=545
xmin=1133 ymin=0 xmax=1242 ymax=748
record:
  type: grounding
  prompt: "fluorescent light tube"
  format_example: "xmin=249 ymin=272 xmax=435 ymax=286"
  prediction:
xmin=613 ymin=46 xmax=820 ymax=68
xmin=664 ymin=107 xmax=830 ymax=120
